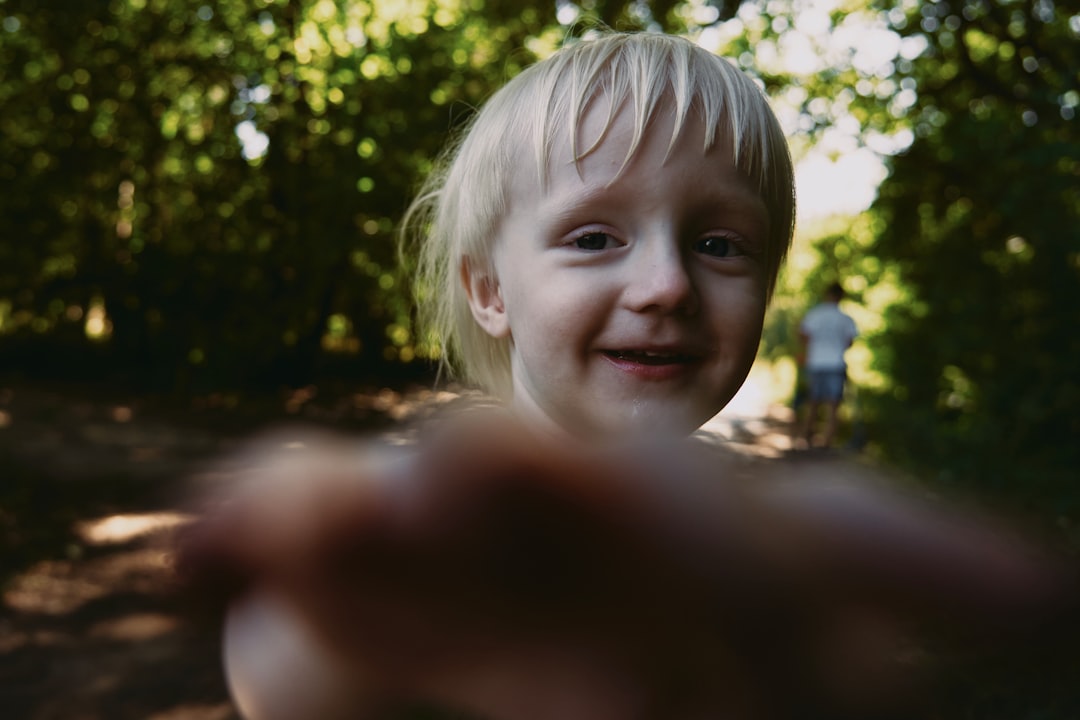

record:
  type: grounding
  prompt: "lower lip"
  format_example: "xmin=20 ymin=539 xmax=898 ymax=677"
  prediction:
xmin=600 ymin=352 xmax=698 ymax=381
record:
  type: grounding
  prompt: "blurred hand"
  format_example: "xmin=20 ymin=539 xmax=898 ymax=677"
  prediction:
xmin=177 ymin=412 xmax=1072 ymax=720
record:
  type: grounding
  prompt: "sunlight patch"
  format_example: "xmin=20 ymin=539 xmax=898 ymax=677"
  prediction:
xmin=147 ymin=702 xmax=235 ymax=720
xmin=89 ymin=612 xmax=178 ymax=641
xmin=75 ymin=512 xmax=192 ymax=546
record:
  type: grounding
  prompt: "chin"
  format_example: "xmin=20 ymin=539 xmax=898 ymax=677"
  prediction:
xmin=589 ymin=403 xmax=712 ymax=440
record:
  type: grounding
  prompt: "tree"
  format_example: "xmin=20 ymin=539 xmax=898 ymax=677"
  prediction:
xmin=863 ymin=0 xmax=1080 ymax=515
xmin=0 ymin=0 xmax=615 ymax=391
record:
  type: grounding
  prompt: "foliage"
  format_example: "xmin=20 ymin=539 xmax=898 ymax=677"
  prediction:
xmin=0 ymin=0 xmax=612 ymax=391
xmin=728 ymin=0 xmax=1079 ymax=522
xmin=859 ymin=0 xmax=1080 ymax=518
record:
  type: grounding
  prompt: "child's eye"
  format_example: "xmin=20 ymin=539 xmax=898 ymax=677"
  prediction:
xmin=572 ymin=232 xmax=617 ymax=251
xmin=694 ymin=235 xmax=743 ymax=258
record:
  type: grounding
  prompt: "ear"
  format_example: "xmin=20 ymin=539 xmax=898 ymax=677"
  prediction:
xmin=461 ymin=257 xmax=510 ymax=339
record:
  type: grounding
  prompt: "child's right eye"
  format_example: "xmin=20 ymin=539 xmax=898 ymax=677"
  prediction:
xmin=571 ymin=232 xmax=615 ymax=251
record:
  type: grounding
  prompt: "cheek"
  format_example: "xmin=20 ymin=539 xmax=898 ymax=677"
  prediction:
xmin=704 ymin=281 xmax=767 ymax=343
xmin=504 ymin=274 xmax=601 ymax=340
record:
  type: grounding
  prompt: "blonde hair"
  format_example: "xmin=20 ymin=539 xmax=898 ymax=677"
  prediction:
xmin=402 ymin=32 xmax=795 ymax=399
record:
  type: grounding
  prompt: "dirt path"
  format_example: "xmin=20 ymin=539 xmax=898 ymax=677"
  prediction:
xmin=0 ymin=385 xmax=853 ymax=720
xmin=0 ymin=384 xmax=449 ymax=720
xmin=1 ymin=534 xmax=235 ymax=720
xmin=0 ymin=387 xmax=244 ymax=720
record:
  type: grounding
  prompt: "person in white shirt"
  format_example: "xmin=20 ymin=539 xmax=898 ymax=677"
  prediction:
xmin=798 ymin=282 xmax=858 ymax=449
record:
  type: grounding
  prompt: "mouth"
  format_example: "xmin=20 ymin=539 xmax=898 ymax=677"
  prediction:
xmin=602 ymin=349 xmax=698 ymax=365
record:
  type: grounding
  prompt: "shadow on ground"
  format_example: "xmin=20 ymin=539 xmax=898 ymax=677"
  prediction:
xmin=0 ymin=383 xmax=449 ymax=720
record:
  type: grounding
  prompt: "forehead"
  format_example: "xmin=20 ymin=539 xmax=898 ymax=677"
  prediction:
xmin=513 ymin=95 xmax=764 ymax=212
xmin=568 ymin=93 xmax=717 ymax=172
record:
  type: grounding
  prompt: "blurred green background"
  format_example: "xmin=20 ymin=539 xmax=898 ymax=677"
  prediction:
xmin=3 ymin=0 xmax=1076 ymax=512
xmin=0 ymin=1 xmax=1077 ymax=715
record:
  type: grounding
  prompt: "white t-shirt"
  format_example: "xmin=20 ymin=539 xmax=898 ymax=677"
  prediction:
xmin=800 ymin=302 xmax=857 ymax=371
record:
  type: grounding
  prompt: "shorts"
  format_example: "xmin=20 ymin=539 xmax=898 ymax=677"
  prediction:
xmin=807 ymin=368 xmax=846 ymax=403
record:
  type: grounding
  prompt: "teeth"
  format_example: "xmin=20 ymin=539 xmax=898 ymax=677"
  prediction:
xmin=610 ymin=350 xmax=686 ymax=363
xmin=621 ymin=350 xmax=674 ymax=357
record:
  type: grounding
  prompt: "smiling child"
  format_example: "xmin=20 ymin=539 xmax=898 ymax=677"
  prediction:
xmin=406 ymin=32 xmax=792 ymax=437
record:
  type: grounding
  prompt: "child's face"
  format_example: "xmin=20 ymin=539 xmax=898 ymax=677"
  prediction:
xmin=470 ymin=95 xmax=770 ymax=438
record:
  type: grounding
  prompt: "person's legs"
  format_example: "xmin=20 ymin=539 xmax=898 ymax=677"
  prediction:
xmin=799 ymin=399 xmax=819 ymax=448
xmin=801 ymin=370 xmax=826 ymax=448
xmin=801 ymin=370 xmax=846 ymax=449
xmin=822 ymin=400 xmax=841 ymax=448
xmin=818 ymin=370 xmax=847 ymax=448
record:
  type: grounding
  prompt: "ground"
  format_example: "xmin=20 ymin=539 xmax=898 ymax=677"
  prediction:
xmin=0 ymin=380 xmax=886 ymax=720
xmin=0 ymin=382 xmax=462 ymax=720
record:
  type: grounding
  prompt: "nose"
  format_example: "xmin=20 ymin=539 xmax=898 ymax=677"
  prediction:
xmin=621 ymin=238 xmax=699 ymax=315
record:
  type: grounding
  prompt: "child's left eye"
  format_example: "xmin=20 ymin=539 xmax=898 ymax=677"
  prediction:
xmin=572 ymin=232 xmax=616 ymax=251
xmin=694 ymin=235 xmax=742 ymax=258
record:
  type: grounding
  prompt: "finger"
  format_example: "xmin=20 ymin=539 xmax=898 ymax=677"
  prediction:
xmin=759 ymin=479 xmax=1072 ymax=633
xmin=175 ymin=433 xmax=406 ymax=608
